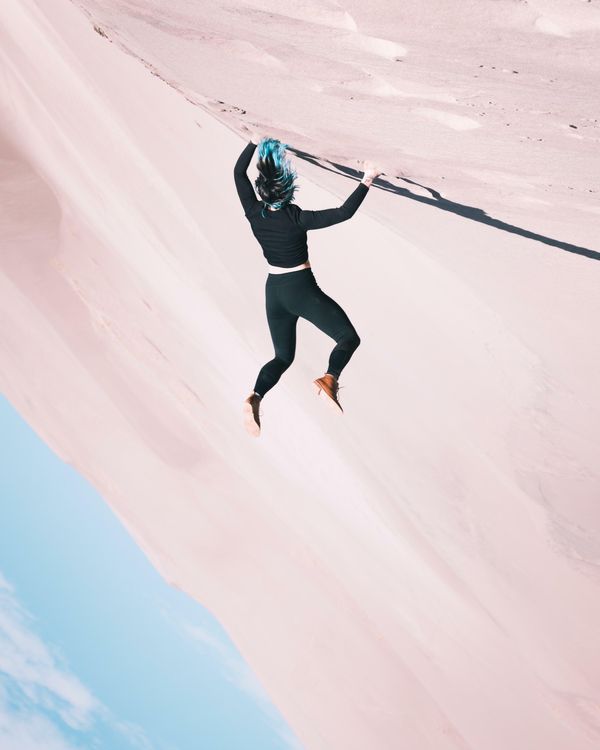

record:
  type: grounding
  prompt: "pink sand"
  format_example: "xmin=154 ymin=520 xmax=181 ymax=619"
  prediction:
xmin=1 ymin=1 xmax=599 ymax=748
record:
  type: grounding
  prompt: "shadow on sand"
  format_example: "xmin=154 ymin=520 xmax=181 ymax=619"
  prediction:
xmin=290 ymin=147 xmax=599 ymax=261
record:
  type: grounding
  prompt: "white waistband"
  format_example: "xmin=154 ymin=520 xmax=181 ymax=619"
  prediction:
xmin=267 ymin=260 xmax=311 ymax=274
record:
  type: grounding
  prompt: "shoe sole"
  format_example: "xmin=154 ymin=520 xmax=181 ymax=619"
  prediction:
xmin=243 ymin=401 xmax=261 ymax=437
xmin=313 ymin=380 xmax=344 ymax=413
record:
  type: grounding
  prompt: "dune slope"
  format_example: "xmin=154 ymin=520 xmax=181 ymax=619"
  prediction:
xmin=1 ymin=1 xmax=599 ymax=748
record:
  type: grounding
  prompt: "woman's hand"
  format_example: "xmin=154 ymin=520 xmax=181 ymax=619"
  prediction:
xmin=358 ymin=159 xmax=384 ymax=185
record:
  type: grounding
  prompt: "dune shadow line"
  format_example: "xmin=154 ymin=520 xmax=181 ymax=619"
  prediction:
xmin=289 ymin=147 xmax=599 ymax=261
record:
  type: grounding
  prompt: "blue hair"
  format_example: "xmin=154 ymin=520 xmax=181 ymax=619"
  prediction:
xmin=255 ymin=137 xmax=299 ymax=218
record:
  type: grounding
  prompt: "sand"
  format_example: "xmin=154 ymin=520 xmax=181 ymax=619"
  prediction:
xmin=1 ymin=1 xmax=599 ymax=748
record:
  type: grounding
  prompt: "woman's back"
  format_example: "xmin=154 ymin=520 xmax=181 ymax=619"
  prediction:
xmin=233 ymin=139 xmax=370 ymax=267
xmin=246 ymin=201 xmax=310 ymax=268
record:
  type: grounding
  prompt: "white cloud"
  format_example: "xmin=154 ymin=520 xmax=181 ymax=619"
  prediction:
xmin=111 ymin=718 xmax=157 ymax=750
xmin=0 ymin=569 xmax=156 ymax=749
xmin=0 ymin=581 xmax=99 ymax=732
xmin=160 ymin=603 xmax=303 ymax=749
xmin=0 ymin=681 xmax=78 ymax=750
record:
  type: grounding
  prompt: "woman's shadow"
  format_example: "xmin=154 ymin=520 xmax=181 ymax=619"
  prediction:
xmin=290 ymin=147 xmax=599 ymax=261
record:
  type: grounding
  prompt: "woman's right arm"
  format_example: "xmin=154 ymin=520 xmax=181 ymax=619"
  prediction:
xmin=296 ymin=181 xmax=371 ymax=231
xmin=296 ymin=162 xmax=383 ymax=230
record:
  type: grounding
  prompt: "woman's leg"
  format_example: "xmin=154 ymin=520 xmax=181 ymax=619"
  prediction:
xmin=253 ymin=283 xmax=299 ymax=397
xmin=289 ymin=277 xmax=361 ymax=379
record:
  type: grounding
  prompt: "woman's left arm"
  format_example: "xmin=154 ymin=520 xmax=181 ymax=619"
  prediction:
xmin=233 ymin=141 xmax=259 ymax=216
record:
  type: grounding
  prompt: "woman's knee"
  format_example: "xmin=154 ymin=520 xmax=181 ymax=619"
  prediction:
xmin=338 ymin=329 xmax=361 ymax=349
xmin=275 ymin=352 xmax=295 ymax=368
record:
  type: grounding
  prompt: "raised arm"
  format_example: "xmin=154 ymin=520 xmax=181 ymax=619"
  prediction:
xmin=233 ymin=141 xmax=259 ymax=215
xmin=296 ymin=180 xmax=370 ymax=231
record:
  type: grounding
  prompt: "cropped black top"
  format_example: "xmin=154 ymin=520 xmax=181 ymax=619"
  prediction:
xmin=233 ymin=141 xmax=370 ymax=268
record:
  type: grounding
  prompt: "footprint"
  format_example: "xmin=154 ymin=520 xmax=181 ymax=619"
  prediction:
xmin=206 ymin=99 xmax=247 ymax=116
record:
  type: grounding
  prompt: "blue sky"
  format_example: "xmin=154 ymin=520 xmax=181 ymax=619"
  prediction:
xmin=0 ymin=396 xmax=302 ymax=750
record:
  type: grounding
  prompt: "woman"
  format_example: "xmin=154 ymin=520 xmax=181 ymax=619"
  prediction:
xmin=234 ymin=131 xmax=382 ymax=437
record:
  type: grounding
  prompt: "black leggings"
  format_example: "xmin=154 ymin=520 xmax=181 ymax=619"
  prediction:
xmin=253 ymin=268 xmax=361 ymax=398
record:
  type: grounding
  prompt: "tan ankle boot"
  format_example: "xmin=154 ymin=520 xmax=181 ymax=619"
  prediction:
xmin=243 ymin=392 xmax=262 ymax=436
xmin=313 ymin=374 xmax=344 ymax=413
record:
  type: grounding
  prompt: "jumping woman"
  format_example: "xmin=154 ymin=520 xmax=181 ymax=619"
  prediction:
xmin=234 ymin=131 xmax=382 ymax=437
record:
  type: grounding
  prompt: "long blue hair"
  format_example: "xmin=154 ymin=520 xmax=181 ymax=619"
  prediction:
xmin=255 ymin=137 xmax=299 ymax=218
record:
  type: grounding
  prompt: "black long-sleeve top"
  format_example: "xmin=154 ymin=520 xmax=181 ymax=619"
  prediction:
xmin=233 ymin=141 xmax=370 ymax=268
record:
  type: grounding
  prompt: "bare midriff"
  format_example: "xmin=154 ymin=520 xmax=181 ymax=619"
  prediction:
xmin=267 ymin=259 xmax=311 ymax=274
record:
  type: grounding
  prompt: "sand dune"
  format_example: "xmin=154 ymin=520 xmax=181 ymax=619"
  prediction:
xmin=1 ymin=1 xmax=599 ymax=749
